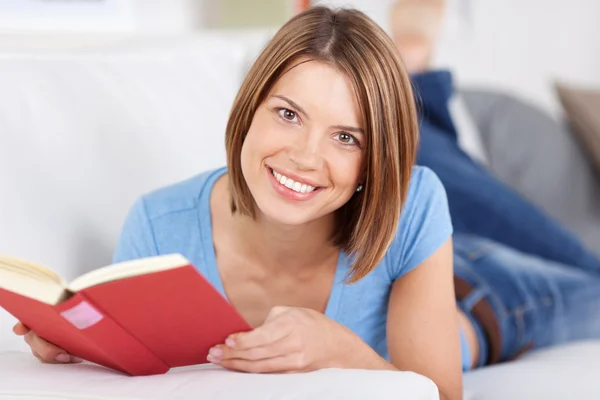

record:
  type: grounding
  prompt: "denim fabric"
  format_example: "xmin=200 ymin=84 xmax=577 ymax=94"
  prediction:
xmin=453 ymin=234 xmax=600 ymax=362
xmin=412 ymin=70 xmax=600 ymax=274
xmin=412 ymin=70 xmax=600 ymax=367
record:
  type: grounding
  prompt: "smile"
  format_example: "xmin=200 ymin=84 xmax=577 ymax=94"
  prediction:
xmin=270 ymin=168 xmax=317 ymax=193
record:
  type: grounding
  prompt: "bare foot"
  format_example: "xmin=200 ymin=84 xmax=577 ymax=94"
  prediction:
xmin=390 ymin=0 xmax=446 ymax=73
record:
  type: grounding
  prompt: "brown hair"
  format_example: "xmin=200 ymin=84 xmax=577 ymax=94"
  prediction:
xmin=225 ymin=6 xmax=418 ymax=283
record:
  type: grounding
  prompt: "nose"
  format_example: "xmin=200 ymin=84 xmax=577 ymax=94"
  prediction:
xmin=288 ymin=131 xmax=324 ymax=171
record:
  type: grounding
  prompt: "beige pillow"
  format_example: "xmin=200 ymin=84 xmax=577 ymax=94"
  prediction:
xmin=556 ymin=83 xmax=600 ymax=175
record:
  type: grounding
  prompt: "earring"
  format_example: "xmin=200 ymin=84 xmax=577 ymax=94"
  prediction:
xmin=356 ymin=184 xmax=363 ymax=192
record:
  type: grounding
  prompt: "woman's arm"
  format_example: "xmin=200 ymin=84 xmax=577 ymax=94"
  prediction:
xmin=213 ymin=238 xmax=462 ymax=400
xmin=387 ymin=238 xmax=462 ymax=400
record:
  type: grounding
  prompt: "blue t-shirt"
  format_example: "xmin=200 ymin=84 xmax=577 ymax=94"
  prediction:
xmin=112 ymin=166 xmax=471 ymax=371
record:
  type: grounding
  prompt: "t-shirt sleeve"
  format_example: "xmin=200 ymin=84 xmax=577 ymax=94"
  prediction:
xmin=388 ymin=167 xmax=453 ymax=280
xmin=112 ymin=197 xmax=159 ymax=264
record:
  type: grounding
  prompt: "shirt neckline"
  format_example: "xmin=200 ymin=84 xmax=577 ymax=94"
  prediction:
xmin=197 ymin=167 xmax=345 ymax=323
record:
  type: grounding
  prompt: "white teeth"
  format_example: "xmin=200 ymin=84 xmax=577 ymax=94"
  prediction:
xmin=271 ymin=168 xmax=316 ymax=194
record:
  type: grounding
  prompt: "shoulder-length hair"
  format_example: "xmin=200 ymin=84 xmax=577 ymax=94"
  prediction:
xmin=225 ymin=6 xmax=418 ymax=283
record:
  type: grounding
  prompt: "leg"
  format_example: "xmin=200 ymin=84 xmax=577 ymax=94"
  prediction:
xmin=390 ymin=0 xmax=600 ymax=271
xmin=454 ymin=234 xmax=600 ymax=366
xmin=417 ymin=114 xmax=600 ymax=275
xmin=405 ymin=56 xmax=600 ymax=273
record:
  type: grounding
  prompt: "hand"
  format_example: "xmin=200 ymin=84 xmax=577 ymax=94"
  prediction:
xmin=206 ymin=306 xmax=359 ymax=373
xmin=13 ymin=322 xmax=82 ymax=364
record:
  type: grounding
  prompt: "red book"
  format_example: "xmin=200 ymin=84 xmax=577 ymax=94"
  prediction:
xmin=0 ymin=254 xmax=252 ymax=376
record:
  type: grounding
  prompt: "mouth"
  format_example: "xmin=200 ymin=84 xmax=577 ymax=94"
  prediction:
xmin=266 ymin=167 xmax=324 ymax=200
xmin=269 ymin=167 xmax=320 ymax=193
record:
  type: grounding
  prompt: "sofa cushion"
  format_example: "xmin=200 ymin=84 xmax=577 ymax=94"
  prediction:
xmin=461 ymin=89 xmax=600 ymax=254
xmin=464 ymin=341 xmax=600 ymax=400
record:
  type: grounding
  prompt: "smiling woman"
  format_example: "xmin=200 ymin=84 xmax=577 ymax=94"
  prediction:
xmin=226 ymin=10 xmax=419 ymax=284
xmin=239 ymin=58 xmax=367 ymax=233
xmin=13 ymin=6 xmax=462 ymax=400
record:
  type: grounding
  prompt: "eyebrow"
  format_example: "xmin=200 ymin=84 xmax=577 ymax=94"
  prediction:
xmin=332 ymin=125 xmax=364 ymax=135
xmin=271 ymin=94 xmax=364 ymax=135
xmin=272 ymin=95 xmax=309 ymax=119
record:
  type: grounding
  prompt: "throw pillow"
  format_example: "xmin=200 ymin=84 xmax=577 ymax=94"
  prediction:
xmin=555 ymin=82 xmax=600 ymax=176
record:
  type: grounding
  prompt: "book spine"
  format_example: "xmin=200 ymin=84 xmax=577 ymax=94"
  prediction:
xmin=56 ymin=292 xmax=169 ymax=376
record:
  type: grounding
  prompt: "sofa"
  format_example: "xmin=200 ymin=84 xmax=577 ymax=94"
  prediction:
xmin=0 ymin=33 xmax=599 ymax=399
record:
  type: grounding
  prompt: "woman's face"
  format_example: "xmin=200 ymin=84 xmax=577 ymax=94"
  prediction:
xmin=240 ymin=59 xmax=365 ymax=226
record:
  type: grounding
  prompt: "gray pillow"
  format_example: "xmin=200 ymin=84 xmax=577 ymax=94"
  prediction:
xmin=460 ymin=89 xmax=600 ymax=254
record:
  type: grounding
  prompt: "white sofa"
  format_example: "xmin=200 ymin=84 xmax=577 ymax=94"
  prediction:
xmin=0 ymin=33 xmax=599 ymax=399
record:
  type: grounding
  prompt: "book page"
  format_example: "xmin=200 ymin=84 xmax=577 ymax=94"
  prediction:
xmin=0 ymin=256 xmax=65 ymax=286
xmin=0 ymin=256 xmax=67 ymax=304
xmin=68 ymin=254 xmax=190 ymax=292
xmin=0 ymin=269 xmax=66 ymax=305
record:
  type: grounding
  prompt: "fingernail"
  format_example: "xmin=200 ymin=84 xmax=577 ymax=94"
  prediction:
xmin=55 ymin=353 xmax=70 ymax=363
xmin=207 ymin=354 xmax=220 ymax=364
xmin=225 ymin=338 xmax=236 ymax=348
xmin=71 ymin=356 xmax=83 ymax=363
xmin=209 ymin=347 xmax=223 ymax=357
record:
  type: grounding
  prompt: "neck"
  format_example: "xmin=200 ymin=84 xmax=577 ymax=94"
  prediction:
xmin=231 ymin=210 xmax=338 ymax=276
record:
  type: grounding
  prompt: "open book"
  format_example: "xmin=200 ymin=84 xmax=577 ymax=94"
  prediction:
xmin=0 ymin=254 xmax=252 ymax=376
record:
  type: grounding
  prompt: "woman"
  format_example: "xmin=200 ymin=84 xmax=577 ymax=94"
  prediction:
xmin=14 ymin=7 xmax=464 ymax=400
xmin=12 ymin=6 xmax=600 ymax=400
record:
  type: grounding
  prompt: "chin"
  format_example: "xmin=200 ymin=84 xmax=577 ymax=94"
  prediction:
xmin=257 ymin=200 xmax=321 ymax=226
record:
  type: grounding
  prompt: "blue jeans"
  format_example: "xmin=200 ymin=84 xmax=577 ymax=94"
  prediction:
xmin=454 ymin=234 xmax=600 ymax=366
xmin=412 ymin=70 xmax=600 ymax=366
xmin=412 ymin=70 xmax=600 ymax=272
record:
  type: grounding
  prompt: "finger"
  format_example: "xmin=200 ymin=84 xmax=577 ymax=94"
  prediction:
xmin=25 ymin=332 xmax=81 ymax=363
xmin=266 ymin=306 xmax=292 ymax=318
xmin=13 ymin=322 xmax=30 ymax=336
xmin=211 ymin=334 xmax=294 ymax=362
xmin=228 ymin=318 xmax=291 ymax=350
xmin=219 ymin=354 xmax=304 ymax=374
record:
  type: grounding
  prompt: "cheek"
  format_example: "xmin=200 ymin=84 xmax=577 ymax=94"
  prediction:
xmin=328 ymin=150 xmax=363 ymax=188
xmin=242 ymin=114 xmax=280 ymax=157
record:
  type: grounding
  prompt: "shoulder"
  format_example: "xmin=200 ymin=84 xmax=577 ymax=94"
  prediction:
xmin=385 ymin=166 xmax=453 ymax=279
xmin=406 ymin=166 xmax=445 ymax=201
xmin=112 ymin=167 xmax=226 ymax=263
xmin=141 ymin=167 xmax=226 ymax=220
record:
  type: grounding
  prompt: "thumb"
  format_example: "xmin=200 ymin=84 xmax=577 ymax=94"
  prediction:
xmin=13 ymin=322 xmax=30 ymax=336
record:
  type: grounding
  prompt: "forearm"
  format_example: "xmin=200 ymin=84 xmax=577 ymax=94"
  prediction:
xmin=336 ymin=333 xmax=395 ymax=370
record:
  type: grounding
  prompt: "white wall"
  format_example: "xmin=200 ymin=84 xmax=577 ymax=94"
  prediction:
xmin=434 ymin=0 xmax=600 ymax=112
xmin=317 ymin=0 xmax=600 ymax=112
xmin=0 ymin=0 xmax=598 ymax=112
xmin=130 ymin=0 xmax=208 ymax=33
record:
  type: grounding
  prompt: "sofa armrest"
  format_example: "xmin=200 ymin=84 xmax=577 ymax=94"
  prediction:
xmin=0 ymin=351 xmax=439 ymax=400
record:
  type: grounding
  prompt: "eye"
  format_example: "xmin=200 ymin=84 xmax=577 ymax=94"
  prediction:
xmin=335 ymin=132 xmax=359 ymax=146
xmin=277 ymin=108 xmax=298 ymax=123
